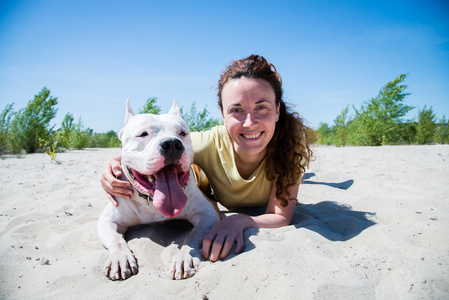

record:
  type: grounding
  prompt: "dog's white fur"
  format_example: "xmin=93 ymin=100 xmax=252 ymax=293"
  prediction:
xmin=97 ymin=99 xmax=219 ymax=280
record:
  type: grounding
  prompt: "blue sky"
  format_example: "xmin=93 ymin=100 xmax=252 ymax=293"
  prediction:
xmin=1 ymin=0 xmax=448 ymax=134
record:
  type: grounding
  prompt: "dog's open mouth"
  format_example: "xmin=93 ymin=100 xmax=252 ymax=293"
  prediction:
xmin=124 ymin=164 xmax=190 ymax=217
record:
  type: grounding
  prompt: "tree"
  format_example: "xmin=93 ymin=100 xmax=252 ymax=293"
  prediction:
xmin=13 ymin=87 xmax=58 ymax=153
xmin=87 ymin=130 xmax=120 ymax=148
xmin=181 ymin=101 xmax=221 ymax=132
xmin=139 ymin=97 xmax=161 ymax=114
xmin=316 ymin=122 xmax=336 ymax=145
xmin=0 ymin=103 xmax=14 ymax=154
xmin=415 ymin=106 xmax=436 ymax=144
xmin=334 ymin=106 xmax=349 ymax=146
xmin=104 ymin=130 xmax=121 ymax=147
xmin=7 ymin=110 xmax=22 ymax=154
xmin=435 ymin=116 xmax=449 ymax=144
xmin=399 ymin=120 xmax=417 ymax=145
xmin=351 ymin=74 xmax=414 ymax=145
xmin=69 ymin=117 xmax=90 ymax=149
xmin=59 ymin=112 xmax=74 ymax=148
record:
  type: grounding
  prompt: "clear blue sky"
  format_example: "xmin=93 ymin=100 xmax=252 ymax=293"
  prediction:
xmin=1 ymin=0 xmax=448 ymax=134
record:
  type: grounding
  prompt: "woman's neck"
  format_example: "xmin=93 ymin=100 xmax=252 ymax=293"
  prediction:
xmin=234 ymin=150 xmax=266 ymax=180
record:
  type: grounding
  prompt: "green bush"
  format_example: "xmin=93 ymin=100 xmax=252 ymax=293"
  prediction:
xmin=181 ymin=101 xmax=221 ymax=132
xmin=89 ymin=131 xmax=120 ymax=148
xmin=0 ymin=103 xmax=14 ymax=154
xmin=59 ymin=113 xmax=75 ymax=148
xmin=10 ymin=88 xmax=58 ymax=153
xmin=68 ymin=117 xmax=90 ymax=149
xmin=435 ymin=116 xmax=449 ymax=144
xmin=316 ymin=122 xmax=338 ymax=145
xmin=139 ymin=97 xmax=161 ymax=114
xmin=350 ymin=74 xmax=414 ymax=146
xmin=334 ymin=106 xmax=349 ymax=146
xmin=315 ymin=74 xmax=449 ymax=146
xmin=416 ymin=106 xmax=436 ymax=144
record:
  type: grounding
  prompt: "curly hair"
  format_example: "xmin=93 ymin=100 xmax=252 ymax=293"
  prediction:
xmin=217 ymin=55 xmax=313 ymax=207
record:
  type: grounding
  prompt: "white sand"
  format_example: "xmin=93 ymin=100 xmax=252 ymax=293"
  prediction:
xmin=1 ymin=145 xmax=448 ymax=299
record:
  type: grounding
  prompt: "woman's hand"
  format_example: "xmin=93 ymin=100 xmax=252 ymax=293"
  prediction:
xmin=100 ymin=154 xmax=133 ymax=206
xmin=201 ymin=181 xmax=299 ymax=261
xmin=201 ymin=214 xmax=253 ymax=262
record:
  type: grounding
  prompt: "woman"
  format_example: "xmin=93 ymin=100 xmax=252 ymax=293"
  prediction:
xmin=101 ymin=55 xmax=313 ymax=262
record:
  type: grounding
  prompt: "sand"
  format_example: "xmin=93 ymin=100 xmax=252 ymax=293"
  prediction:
xmin=0 ymin=145 xmax=448 ymax=299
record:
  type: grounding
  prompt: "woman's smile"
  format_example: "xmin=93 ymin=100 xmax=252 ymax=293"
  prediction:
xmin=241 ymin=131 xmax=263 ymax=140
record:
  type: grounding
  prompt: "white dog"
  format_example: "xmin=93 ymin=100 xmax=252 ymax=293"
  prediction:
xmin=97 ymin=99 xmax=219 ymax=280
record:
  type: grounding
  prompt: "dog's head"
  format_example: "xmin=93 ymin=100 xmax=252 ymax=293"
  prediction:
xmin=118 ymin=98 xmax=193 ymax=217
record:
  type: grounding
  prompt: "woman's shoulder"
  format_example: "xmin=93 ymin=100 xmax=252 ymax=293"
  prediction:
xmin=191 ymin=125 xmax=226 ymax=151
xmin=190 ymin=124 xmax=222 ymax=139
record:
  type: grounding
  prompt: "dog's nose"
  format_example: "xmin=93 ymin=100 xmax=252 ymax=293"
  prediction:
xmin=159 ymin=138 xmax=184 ymax=160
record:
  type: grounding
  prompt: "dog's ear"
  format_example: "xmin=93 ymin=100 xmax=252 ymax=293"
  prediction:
xmin=168 ymin=99 xmax=182 ymax=117
xmin=118 ymin=128 xmax=124 ymax=141
xmin=125 ymin=98 xmax=135 ymax=124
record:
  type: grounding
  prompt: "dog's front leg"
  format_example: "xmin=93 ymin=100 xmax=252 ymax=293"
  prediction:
xmin=97 ymin=210 xmax=138 ymax=280
xmin=170 ymin=214 xmax=219 ymax=280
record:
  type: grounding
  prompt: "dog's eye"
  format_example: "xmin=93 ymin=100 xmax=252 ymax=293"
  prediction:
xmin=138 ymin=132 xmax=148 ymax=138
xmin=180 ymin=131 xmax=187 ymax=137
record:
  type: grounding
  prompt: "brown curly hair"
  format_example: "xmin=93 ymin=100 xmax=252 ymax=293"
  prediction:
xmin=217 ymin=55 xmax=313 ymax=207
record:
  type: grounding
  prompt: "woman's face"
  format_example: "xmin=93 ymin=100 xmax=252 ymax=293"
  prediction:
xmin=221 ymin=77 xmax=280 ymax=160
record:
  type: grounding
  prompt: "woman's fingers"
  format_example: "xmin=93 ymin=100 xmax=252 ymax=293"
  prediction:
xmin=234 ymin=236 xmax=245 ymax=254
xmin=201 ymin=224 xmax=245 ymax=261
xmin=107 ymin=194 xmax=119 ymax=208
xmin=110 ymin=159 xmax=122 ymax=177
xmin=100 ymin=157 xmax=133 ymax=205
xmin=210 ymin=235 xmax=225 ymax=262
xmin=201 ymin=230 xmax=216 ymax=260
xmin=219 ymin=236 xmax=235 ymax=260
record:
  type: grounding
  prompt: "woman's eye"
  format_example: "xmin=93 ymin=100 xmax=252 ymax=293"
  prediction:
xmin=230 ymin=108 xmax=243 ymax=114
xmin=138 ymin=132 xmax=148 ymax=137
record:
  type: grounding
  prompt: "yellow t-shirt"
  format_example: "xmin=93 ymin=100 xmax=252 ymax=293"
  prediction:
xmin=191 ymin=125 xmax=274 ymax=209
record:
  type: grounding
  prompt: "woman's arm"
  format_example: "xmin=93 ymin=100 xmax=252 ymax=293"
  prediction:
xmin=202 ymin=181 xmax=298 ymax=261
xmin=255 ymin=182 xmax=299 ymax=227
xmin=100 ymin=153 xmax=133 ymax=206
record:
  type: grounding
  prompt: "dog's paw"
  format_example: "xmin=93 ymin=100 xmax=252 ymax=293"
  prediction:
xmin=104 ymin=249 xmax=138 ymax=281
xmin=169 ymin=247 xmax=201 ymax=280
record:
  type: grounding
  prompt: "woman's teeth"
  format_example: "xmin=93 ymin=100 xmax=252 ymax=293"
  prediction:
xmin=243 ymin=132 xmax=261 ymax=139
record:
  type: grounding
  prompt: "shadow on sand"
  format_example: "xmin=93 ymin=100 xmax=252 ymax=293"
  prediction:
xmin=237 ymin=200 xmax=376 ymax=244
xmin=125 ymin=219 xmax=193 ymax=249
xmin=298 ymin=172 xmax=375 ymax=241
xmin=124 ymin=173 xmax=375 ymax=260
xmin=292 ymin=201 xmax=376 ymax=241
xmin=303 ymin=172 xmax=354 ymax=190
xmin=238 ymin=173 xmax=375 ymax=243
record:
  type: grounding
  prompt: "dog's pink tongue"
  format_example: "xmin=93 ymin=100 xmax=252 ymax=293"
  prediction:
xmin=153 ymin=165 xmax=187 ymax=217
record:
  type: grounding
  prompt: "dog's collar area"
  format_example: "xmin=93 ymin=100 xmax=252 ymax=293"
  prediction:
xmin=138 ymin=191 xmax=153 ymax=205
xmin=122 ymin=164 xmax=154 ymax=205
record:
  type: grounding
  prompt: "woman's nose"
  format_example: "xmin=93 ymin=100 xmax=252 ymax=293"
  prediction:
xmin=243 ymin=112 xmax=257 ymax=127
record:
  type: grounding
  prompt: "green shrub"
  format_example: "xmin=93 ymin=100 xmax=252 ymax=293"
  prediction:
xmin=435 ymin=116 xmax=449 ymax=144
xmin=10 ymin=88 xmax=58 ymax=153
xmin=416 ymin=106 xmax=436 ymax=144
xmin=0 ymin=103 xmax=14 ymax=154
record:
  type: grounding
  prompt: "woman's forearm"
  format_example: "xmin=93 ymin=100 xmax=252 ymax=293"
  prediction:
xmin=250 ymin=213 xmax=291 ymax=228
xmin=228 ymin=212 xmax=291 ymax=231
